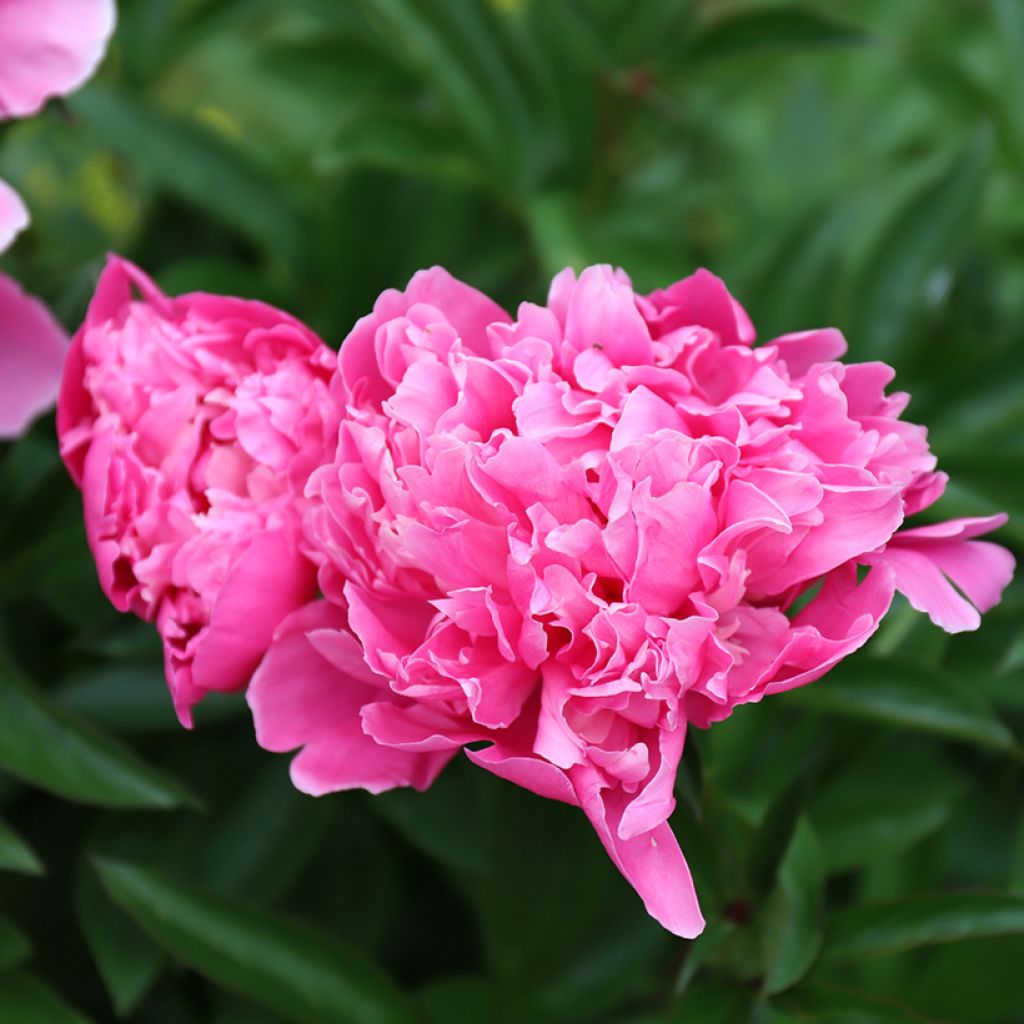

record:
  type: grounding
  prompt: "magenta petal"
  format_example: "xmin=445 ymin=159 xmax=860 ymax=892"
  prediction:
xmin=0 ymin=272 xmax=67 ymax=438
xmin=0 ymin=0 xmax=116 ymax=119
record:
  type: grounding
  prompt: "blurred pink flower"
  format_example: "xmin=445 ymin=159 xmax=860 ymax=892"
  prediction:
xmin=0 ymin=0 xmax=116 ymax=438
xmin=250 ymin=263 xmax=1013 ymax=938
xmin=58 ymin=257 xmax=336 ymax=725
xmin=0 ymin=272 xmax=67 ymax=437
xmin=0 ymin=0 xmax=116 ymax=118
xmin=0 ymin=178 xmax=66 ymax=440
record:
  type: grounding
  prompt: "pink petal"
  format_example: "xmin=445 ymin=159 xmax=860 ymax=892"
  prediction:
xmin=466 ymin=745 xmax=578 ymax=805
xmin=571 ymin=764 xmax=705 ymax=938
xmin=869 ymin=516 xmax=1014 ymax=633
xmin=190 ymin=529 xmax=317 ymax=693
xmin=0 ymin=271 xmax=67 ymax=437
xmin=0 ymin=0 xmax=116 ymax=119
xmin=248 ymin=602 xmax=450 ymax=795
xmin=644 ymin=268 xmax=754 ymax=346
xmin=565 ymin=265 xmax=653 ymax=367
xmin=764 ymin=328 xmax=847 ymax=376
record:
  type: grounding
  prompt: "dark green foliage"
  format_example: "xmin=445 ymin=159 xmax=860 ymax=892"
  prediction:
xmin=1 ymin=1 xmax=1021 ymax=1020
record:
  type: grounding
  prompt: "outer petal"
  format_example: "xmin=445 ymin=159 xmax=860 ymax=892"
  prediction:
xmin=0 ymin=271 xmax=68 ymax=437
xmin=867 ymin=515 xmax=1014 ymax=633
xmin=0 ymin=0 xmax=117 ymax=119
xmin=248 ymin=602 xmax=450 ymax=795
xmin=0 ymin=179 xmax=29 ymax=252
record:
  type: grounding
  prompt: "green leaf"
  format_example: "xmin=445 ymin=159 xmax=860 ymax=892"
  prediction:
xmin=0 ymin=919 xmax=32 ymax=971
xmin=68 ymin=85 xmax=304 ymax=265
xmin=776 ymin=984 xmax=933 ymax=1023
xmin=524 ymin=192 xmax=590 ymax=278
xmin=761 ymin=819 xmax=825 ymax=994
xmin=316 ymin=103 xmax=483 ymax=187
xmin=76 ymin=865 xmax=166 ymax=1018
xmin=849 ymin=129 xmax=991 ymax=359
xmin=749 ymin=765 xmax=817 ymax=896
xmin=822 ymin=893 xmax=1024 ymax=963
xmin=790 ymin=660 xmax=1017 ymax=753
xmin=0 ymin=650 xmax=198 ymax=810
xmin=362 ymin=0 xmax=507 ymax=169
xmin=684 ymin=6 xmax=870 ymax=64
xmin=371 ymin=756 xmax=487 ymax=876
xmin=414 ymin=976 xmax=500 ymax=1024
xmin=0 ymin=972 xmax=93 ymax=1024
xmin=93 ymin=858 xmax=415 ymax=1024
xmin=809 ymin=736 xmax=968 ymax=873
xmin=194 ymin=763 xmax=334 ymax=905
xmin=0 ymin=817 xmax=43 ymax=875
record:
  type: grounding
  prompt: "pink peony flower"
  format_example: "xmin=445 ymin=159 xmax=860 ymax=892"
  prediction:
xmin=249 ymin=263 xmax=1013 ymax=938
xmin=0 ymin=0 xmax=116 ymax=119
xmin=58 ymin=257 xmax=337 ymax=725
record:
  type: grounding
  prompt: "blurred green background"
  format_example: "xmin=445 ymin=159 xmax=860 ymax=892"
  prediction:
xmin=2 ymin=0 xmax=1023 ymax=1021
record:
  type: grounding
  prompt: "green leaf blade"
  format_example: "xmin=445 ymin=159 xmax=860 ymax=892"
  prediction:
xmin=0 ymin=652 xmax=198 ymax=811
xmin=823 ymin=892 xmax=1024 ymax=963
xmin=93 ymin=858 xmax=415 ymax=1024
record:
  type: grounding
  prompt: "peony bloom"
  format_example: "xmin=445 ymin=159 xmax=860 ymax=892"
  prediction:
xmin=250 ymin=264 xmax=1013 ymax=938
xmin=58 ymin=257 xmax=336 ymax=725
xmin=0 ymin=0 xmax=116 ymax=119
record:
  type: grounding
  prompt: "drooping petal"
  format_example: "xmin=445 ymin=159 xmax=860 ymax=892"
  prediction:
xmin=571 ymin=763 xmax=705 ymax=939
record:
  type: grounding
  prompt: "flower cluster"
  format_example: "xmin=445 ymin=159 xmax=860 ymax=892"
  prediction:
xmin=59 ymin=258 xmax=1014 ymax=936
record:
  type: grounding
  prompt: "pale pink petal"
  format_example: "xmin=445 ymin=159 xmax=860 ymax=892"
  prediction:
xmin=0 ymin=179 xmax=29 ymax=252
xmin=0 ymin=0 xmax=117 ymax=119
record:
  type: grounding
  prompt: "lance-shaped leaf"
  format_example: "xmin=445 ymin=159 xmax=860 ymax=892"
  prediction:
xmin=0 ymin=818 xmax=43 ymax=875
xmin=0 ymin=652 xmax=197 ymax=810
xmin=822 ymin=893 xmax=1024 ymax=963
xmin=93 ymin=858 xmax=414 ymax=1024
